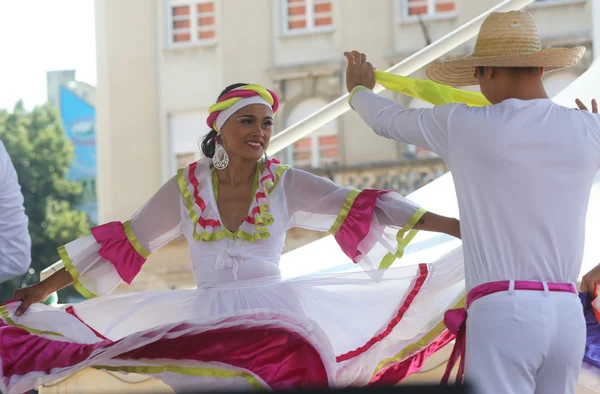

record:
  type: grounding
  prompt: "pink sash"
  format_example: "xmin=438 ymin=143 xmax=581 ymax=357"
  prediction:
xmin=441 ymin=280 xmax=577 ymax=384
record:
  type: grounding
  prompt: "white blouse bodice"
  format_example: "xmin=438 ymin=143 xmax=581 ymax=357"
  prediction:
xmin=179 ymin=159 xmax=289 ymax=285
xmin=58 ymin=157 xmax=423 ymax=298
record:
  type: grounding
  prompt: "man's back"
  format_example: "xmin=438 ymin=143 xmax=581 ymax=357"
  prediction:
xmin=449 ymin=99 xmax=600 ymax=289
xmin=350 ymin=89 xmax=600 ymax=290
xmin=351 ymin=87 xmax=594 ymax=392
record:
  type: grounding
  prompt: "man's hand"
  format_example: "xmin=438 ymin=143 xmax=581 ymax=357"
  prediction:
xmin=344 ymin=51 xmax=376 ymax=93
xmin=575 ymin=98 xmax=598 ymax=113
xmin=581 ymin=264 xmax=600 ymax=296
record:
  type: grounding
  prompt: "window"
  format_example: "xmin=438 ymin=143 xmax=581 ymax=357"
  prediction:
xmin=283 ymin=0 xmax=333 ymax=34
xmin=169 ymin=111 xmax=206 ymax=174
xmin=168 ymin=0 xmax=216 ymax=46
xmin=292 ymin=134 xmax=340 ymax=168
xmin=292 ymin=138 xmax=312 ymax=167
xmin=402 ymin=0 xmax=455 ymax=20
xmin=317 ymin=135 xmax=339 ymax=165
xmin=286 ymin=98 xmax=340 ymax=168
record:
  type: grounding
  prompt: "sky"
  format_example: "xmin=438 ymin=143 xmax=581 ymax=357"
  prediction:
xmin=0 ymin=0 xmax=96 ymax=110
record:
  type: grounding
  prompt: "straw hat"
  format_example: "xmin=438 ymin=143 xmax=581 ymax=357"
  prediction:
xmin=426 ymin=10 xmax=586 ymax=86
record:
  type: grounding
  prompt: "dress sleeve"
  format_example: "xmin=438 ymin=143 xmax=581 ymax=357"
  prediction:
xmin=58 ymin=176 xmax=182 ymax=298
xmin=284 ymin=168 xmax=426 ymax=272
xmin=349 ymin=87 xmax=459 ymax=160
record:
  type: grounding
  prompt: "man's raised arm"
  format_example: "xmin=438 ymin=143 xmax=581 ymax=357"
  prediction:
xmin=344 ymin=50 xmax=457 ymax=160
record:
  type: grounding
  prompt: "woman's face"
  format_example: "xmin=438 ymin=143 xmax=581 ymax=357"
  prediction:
xmin=220 ymin=104 xmax=273 ymax=162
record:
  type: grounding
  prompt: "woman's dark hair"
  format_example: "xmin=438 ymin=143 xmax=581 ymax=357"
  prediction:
xmin=200 ymin=82 xmax=249 ymax=158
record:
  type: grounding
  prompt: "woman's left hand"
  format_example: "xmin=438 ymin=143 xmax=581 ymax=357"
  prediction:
xmin=575 ymin=98 xmax=598 ymax=113
xmin=450 ymin=218 xmax=461 ymax=239
xmin=414 ymin=212 xmax=460 ymax=239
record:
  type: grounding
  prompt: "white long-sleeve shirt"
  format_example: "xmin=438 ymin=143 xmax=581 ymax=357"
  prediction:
xmin=351 ymin=88 xmax=600 ymax=290
xmin=0 ymin=140 xmax=31 ymax=281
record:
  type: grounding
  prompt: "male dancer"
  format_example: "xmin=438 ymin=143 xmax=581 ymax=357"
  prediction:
xmin=345 ymin=10 xmax=598 ymax=394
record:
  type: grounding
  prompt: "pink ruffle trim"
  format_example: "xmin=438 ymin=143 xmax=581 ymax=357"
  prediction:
xmin=188 ymin=158 xmax=282 ymax=232
xmin=333 ymin=189 xmax=390 ymax=262
xmin=91 ymin=222 xmax=146 ymax=284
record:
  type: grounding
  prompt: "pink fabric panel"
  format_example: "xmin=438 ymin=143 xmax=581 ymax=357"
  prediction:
xmin=91 ymin=222 xmax=147 ymax=284
xmin=0 ymin=314 xmax=328 ymax=390
xmin=368 ymin=329 xmax=455 ymax=386
xmin=0 ymin=321 xmax=105 ymax=379
xmin=117 ymin=325 xmax=328 ymax=389
xmin=333 ymin=189 xmax=390 ymax=262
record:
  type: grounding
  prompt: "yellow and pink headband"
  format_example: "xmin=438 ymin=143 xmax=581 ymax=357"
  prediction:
xmin=206 ymin=84 xmax=280 ymax=132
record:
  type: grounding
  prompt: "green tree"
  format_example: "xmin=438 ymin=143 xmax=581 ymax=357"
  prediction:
xmin=0 ymin=101 xmax=89 ymax=301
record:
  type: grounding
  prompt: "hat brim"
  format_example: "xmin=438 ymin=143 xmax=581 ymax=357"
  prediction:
xmin=426 ymin=46 xmax=586 ymax=86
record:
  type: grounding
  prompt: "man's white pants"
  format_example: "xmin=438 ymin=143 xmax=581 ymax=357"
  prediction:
xmin=464 ymin=288 xmax=586 ymax=394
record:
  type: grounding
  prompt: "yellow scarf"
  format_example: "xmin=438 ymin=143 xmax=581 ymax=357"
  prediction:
xmin=373 ymin=70 xmax=491 ymax=107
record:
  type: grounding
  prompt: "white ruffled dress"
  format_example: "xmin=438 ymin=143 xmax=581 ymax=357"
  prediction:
xmin=0 ymin=158 xmax=465 ymax=394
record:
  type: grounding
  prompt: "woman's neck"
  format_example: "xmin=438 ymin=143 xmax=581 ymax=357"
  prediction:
xmin=215 ymin=156 xmax=258 ymax=187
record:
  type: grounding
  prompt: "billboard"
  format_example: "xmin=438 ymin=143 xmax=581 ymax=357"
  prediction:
xmin=59 ymin=86 xmax=97 ymax=225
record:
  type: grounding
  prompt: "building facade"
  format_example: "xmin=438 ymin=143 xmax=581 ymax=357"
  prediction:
xmin=95 ymin=0 xmax=593 ymax=223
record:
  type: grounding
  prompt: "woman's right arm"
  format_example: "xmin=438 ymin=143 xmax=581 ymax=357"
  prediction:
xmin=14 ymin=175 xmax=183 ymax=315
xmin=413 ymin=212 xmax=460 ymax=239
xmin=284 ymin=167 xmax=459 ymax=274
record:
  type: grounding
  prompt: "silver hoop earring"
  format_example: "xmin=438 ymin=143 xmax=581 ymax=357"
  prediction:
xmin=263 ymin=152 xmax=268 ymax=163
xmin=213 ymin=143 xmax=229 ymax=170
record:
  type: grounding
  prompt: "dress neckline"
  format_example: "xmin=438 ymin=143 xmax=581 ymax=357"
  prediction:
xmin=210 ymin=162 xmax=261 ymax=234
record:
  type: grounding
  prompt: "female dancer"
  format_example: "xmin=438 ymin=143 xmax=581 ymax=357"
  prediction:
xmin=1 ymin=83 xmax=460 ymax=394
